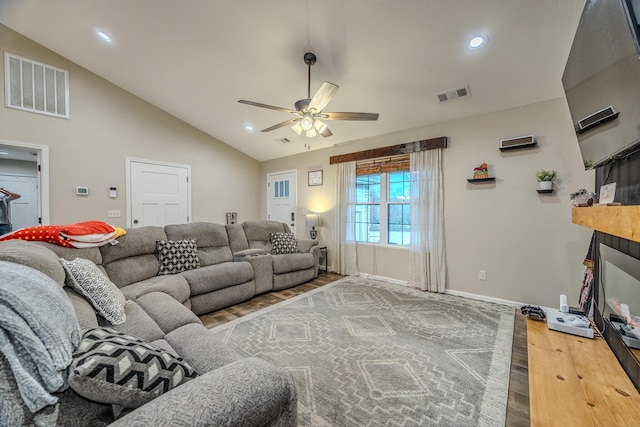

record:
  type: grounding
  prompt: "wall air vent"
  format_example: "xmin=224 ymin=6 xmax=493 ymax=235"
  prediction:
xmin=276 ymin=137 xmax=292 ymax=144
xmin=499 ymin=135 xmax=537 ymax=151
xmin=436 ymin=85 xmax=470 ymax=103
xmin=4 ymin=52 xmax=69 ymax=119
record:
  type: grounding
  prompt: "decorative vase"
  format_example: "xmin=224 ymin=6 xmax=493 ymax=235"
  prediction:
xmin=539 ymin=181 xmax=553 ymax=191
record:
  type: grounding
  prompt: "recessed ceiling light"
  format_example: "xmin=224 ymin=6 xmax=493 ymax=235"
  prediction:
xmin=244 ymin=124 xmax=254 ymax=132
xmin=96 ymin=30 xmax=112 ymax=43
xmin=468 ymin=35 xmax=487 ymax=49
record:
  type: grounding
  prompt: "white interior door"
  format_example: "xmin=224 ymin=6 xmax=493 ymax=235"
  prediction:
xmin=267 ymin=170 xmax=297 ymax=235
xmin=128 ymin=159 xmax=191 ymax=228
xmin=0 ymin=174 xmax=38 ymax=230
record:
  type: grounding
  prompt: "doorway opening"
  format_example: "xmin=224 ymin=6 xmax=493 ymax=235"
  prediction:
xmin=0 ymin=140 xmax=49 ymax=227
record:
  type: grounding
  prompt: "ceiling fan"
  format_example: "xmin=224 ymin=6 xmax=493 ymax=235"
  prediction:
xmin=238 ymin=52 xmax=379 ymax=138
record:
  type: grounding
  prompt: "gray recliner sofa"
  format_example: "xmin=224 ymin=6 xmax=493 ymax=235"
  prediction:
xmin=0 ymin=239 xmax=297 ymax=426
xmin=0 ymin=219 xmax=319 ymax=426
xmin=229 ymin=220 xmax=320 ymax=291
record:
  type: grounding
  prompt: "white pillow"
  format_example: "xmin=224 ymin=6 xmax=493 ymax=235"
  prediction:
xmin=59 ymin=258 xmax=127 ymax=325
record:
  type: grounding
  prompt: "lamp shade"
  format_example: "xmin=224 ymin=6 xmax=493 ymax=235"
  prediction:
xmin=305 ymin=213 xmax=319 ymax=228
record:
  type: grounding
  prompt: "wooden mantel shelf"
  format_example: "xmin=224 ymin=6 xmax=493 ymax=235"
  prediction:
xmin=572 ymin=205 xmax=640 ymax=243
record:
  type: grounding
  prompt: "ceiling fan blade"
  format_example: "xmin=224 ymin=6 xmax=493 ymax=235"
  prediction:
xmin=319 ymin=112 xmax=380 ymax=121
xmin=261 ymin=118 xmax=300 ymax=132
xmin=308 ymin=82 xmax=339 ymax=112
xmin=238 ymin=100 xmax=298 ymax=114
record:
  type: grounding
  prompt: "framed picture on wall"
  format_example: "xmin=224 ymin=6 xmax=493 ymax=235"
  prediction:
xmin=599 ymin=183 xmax=616 ymax=204
xmin=308 ymin=170 xmax=323 ymax=186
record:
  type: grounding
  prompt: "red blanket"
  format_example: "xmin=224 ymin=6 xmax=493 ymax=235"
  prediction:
xmin=0 ymin=221 xmax=117 ymax=248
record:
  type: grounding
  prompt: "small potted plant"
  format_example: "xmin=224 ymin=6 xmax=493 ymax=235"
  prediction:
xmin=535 ymin=169 xmax=557 ymax=190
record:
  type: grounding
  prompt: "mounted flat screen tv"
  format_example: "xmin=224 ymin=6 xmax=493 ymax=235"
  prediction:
xmin=562 ymin=0 xmax=640 ymax=170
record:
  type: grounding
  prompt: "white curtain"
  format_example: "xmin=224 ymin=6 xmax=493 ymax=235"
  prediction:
xmin=409 ymin=149 xmax=446 ymax=292
xmin=334 ymin=161 xmax=359 ymax=275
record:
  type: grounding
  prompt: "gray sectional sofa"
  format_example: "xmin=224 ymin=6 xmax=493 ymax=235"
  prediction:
xmin=0 ymin=220 xmax=319 ymax=426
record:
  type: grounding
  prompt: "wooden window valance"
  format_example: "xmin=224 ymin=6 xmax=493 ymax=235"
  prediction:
xmin=356 ymin=155 xmax=409 ymax=175
xmin=329 ymin=136 xmax=447 ymax=165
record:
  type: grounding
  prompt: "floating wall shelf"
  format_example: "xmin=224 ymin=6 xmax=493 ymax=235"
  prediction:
xmin=467 ymin=177 xmax=495 ymax=183
xmin=537 ymin=189 xmax=554 ymax=194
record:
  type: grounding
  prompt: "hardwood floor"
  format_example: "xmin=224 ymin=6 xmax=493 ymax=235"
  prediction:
xmin=199 ymin=272 xmax=530 ymax=425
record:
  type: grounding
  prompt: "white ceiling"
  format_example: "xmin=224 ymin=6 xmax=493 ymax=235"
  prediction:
xmin=0 ymin=0 xmax=586 ymax=162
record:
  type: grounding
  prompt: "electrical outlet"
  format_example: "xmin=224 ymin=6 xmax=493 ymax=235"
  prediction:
xmin=479 ymin=270 xmax=487 ymax=281
xmin=107 ymin=210 xmax=121 ymax=218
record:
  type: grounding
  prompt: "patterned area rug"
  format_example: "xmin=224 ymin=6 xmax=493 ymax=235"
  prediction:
xmin=210 ymin=276 xmax=514 ymax=426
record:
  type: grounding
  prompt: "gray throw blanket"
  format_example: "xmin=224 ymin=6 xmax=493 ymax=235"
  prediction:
xmin=0 ymin=260 xmax=81 ymax=412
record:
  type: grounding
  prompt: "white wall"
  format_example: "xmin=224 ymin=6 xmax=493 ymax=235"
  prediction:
xmin=0 ymin=24 xmax=261 ymax=226
xmin=262 ymin=98 xmax=595 ymax=307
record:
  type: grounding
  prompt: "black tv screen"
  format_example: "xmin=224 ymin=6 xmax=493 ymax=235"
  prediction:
xmin=562 ymin=0 xmax=640 ymax=170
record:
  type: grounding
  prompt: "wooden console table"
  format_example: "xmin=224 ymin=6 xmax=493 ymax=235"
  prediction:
xmin=527 ymin=319 xmax=640 ymax=426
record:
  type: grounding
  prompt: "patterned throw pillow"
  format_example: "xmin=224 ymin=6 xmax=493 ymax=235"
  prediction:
xmin=156 ymin=239 xmax=200 ymax=275
xmin=60 ymin=258 xmax=127 ymax=325
xmin=270 ymin=232 xmax=298 ymax=255
xmin=68 ymin=327 xmax=198 ymax=408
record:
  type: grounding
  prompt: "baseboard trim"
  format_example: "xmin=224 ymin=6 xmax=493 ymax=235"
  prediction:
xmin=358 ymin=273 xmax=409 ymax=287
xmin=445 ymin=289 xmax=525 ymax=308
xmin=357 ymin=273 xmax=525 ymax=308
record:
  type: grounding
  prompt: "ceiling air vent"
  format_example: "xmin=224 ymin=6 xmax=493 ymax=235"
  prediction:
xmin=275 ymin=137 xmax=292 ymax=144
xmin=436 ymin=85 xmax=470 ymax=103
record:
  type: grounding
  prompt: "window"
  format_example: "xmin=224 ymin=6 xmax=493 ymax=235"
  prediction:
xmin=355 ymin=156 xmax=410 ymax=246
xmin=388 ymin=171 xmax=410 ymax=246
xmin=274 ymin=180 xmax=290 ymax=198
xmin=5 ymin=52 xmax=70 ymax=119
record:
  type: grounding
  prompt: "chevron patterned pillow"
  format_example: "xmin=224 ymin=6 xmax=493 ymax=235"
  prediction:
xmin=60 ymin=257 xmax=127 ymax=325
xmin=68 ymin=327 xmax=198 ymax=408
xmin=156 ymin=239 xmax=200 ymax=275
xmin=270 ymin=232 xmax=298 ymax=255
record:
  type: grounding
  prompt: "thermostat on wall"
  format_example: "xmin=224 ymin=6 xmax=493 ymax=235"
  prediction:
xmin=76 ymin=186 xmax=89 ymax=196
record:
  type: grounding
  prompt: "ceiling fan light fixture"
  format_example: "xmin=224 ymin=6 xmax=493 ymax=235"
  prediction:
xmin=300 ymin=114 xmax=314 ymax=131
xmin=313 ymin=119 xmax=327 ymax=133
xmin=292 ymin=121 xmax=303 ymax=135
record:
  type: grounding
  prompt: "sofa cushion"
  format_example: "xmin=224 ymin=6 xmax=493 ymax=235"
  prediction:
xmin=101 ymin=227 xmax=166 ymax=287
xmin=181 ymin=262 xmax=253 ymax=296
xmin=60 ymin=258 xmax=127 ymax=325
xmin=165 ymin=222 xmax=234 ymax=266
xmin=156 ymin=239 xmax=200 ymax=275
xmin=37 ymin=241 xmax=103 ymax=266
xmin=226 ymin=224 xmax=249 ymax=253
xmin=272 ymin=252 xmax=315 ymax=274
xmin=120 ymin=274 xmax=191 ymax=304
xmin=136 ymin=292 xmax=201 ymax=334
xmin=164 ymin=323 xmax=242 ymax=373
xmin=68 ymin=327 xmax=198 ymax=409
xmin=0 ymin=240 xmax=66 ymax=285
xmin=108 ymin=301 xmax=165 ymax=343
xmin=270 ymin=232 xmax=298 ymax=255
xmin=100 ymin=226 xmax=167 ymax=264
xmin=189 ymin=281 xmax=255 ymax=316
xmin=104 ymin=254 xmax=161 ymax=289
xmin=242 ymin=220 xmax=287 ymax=242
xmin=64 ymin=287 xmax=99 ymax=329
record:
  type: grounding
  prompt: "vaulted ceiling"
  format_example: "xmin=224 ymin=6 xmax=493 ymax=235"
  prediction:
xmin=0 ymin=0 xmax=585 ymax=161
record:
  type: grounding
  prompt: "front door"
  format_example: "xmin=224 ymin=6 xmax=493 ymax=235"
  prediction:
xmin=128 ymin=159 xmax=191 ymax=228
xmin=267 ymin=170 xmax=297 ymax=235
